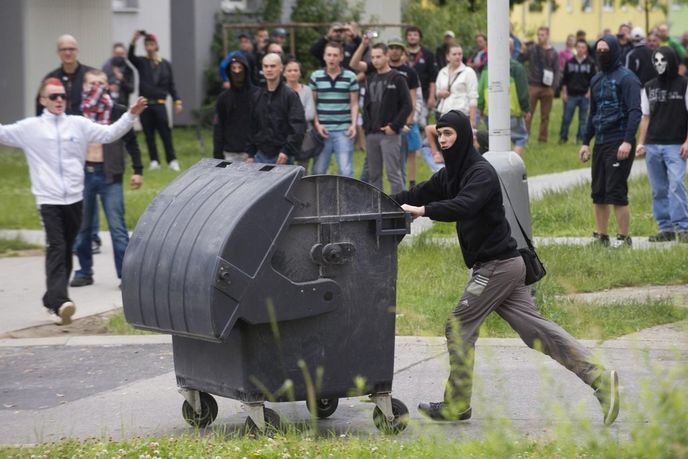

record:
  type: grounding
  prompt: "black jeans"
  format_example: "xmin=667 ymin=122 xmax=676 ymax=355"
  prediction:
xmin=39 ymin=202 xmax=82 ymax=312
xmin=140 ymin=103 xmax=176 ymax=163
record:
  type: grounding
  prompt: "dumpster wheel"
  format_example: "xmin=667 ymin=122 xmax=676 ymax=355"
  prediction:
xmin=244 ymin=407 xmax=282 ymax=436
xmin=181 ymin=392 xmax=218 ymax=428
xmin=372 ymin=398 xmax=409 ymax=434
xmin=306 ymin=397 xmax=339 ymax=419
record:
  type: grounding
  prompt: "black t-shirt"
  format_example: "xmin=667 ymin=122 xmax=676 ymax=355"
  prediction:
xmin=367 ymin=63 xmax=419 ymax=91
xmin=366 ymin=71 xmax=395 ymax=132
xmin=407 ymin=47 xmax=437 ymax=101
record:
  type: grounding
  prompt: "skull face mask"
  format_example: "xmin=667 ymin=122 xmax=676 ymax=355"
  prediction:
xmin=654 ymin=52 xmax=667 ymax=75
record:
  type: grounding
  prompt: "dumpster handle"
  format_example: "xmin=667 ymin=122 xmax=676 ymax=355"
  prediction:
xmin=376 ymin=213 xmax=411 ymax=237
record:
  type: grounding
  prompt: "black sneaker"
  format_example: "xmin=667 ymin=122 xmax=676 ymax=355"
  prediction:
xmin=594 ymin=370 xmax=620 ymax=426
xmin=590 ymin=232 xmax=610 ymax=247
xmin=92 ymin=240 xmax=101 ymax=254
xmin=70 ymin=276 xmax=94 ymax=287
xmin=648 ymin=231 xmax=676 ymax=242
xmin=418 ymin=401 xmax=472 ymax=421
xmin=611 ymin=234 xmax=632 ymax=248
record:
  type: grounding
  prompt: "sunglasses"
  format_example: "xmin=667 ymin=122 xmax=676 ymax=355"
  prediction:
xmin=47 ymin=93 xmax=67 ymax=101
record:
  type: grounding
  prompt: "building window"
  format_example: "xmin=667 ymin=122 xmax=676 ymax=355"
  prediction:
xmin=112 ymin=0 xmax=139 ymax=12
xmin=582 ymin=0 xmax=592 ymax=12
xmin=603 ymin=0 xmax=614 ymax=11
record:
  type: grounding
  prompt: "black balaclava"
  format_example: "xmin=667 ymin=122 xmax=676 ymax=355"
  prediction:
xmin=435 ymin=110 xmax=479 ymax=196
xmin=653 ymin=46 xmax=679 ymax=85
xmin=595 ymin=34 xmax=622 ymax=73
xmin=225 ymin=53 xmax=251 ymax=90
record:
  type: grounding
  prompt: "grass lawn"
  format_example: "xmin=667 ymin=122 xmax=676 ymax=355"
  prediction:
xmin=0 ymin=238 xmax=42 ymax=257
xmin=0 ymin=100 xmax=592 ymax=230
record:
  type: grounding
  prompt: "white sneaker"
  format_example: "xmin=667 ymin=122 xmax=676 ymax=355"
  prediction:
xmin=149 ymin=160 xmax=161 ymax=171
xmin=169 ymin=160 xmax=181 ymax=172
xmin=57 ymin=301 xmax=76 ymax=326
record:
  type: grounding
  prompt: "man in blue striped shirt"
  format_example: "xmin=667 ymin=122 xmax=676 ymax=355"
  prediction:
xmin=309 ymin=42 xmax=360 ymax=177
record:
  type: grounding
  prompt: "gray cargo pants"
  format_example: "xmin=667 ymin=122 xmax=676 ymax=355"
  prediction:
xmin=366 ymin=132 xmax=404 ymax=194
xmin=444 ymin=255 xmax=603 ymax=409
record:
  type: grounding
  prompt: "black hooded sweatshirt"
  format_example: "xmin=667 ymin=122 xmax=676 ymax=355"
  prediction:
xmin=643 ymin=46 xmax=688 ymax=145
xmin=213 ymin=53 xmax=257 ymax=157
xmin=392 ymin=111 xmax=519 ymax=268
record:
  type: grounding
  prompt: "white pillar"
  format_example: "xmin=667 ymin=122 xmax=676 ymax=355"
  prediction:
xmin=486 ymin=0 xmax=511 ymax=153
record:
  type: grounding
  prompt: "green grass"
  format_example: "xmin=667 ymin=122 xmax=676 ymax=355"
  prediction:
xmin=106 ymin=312 xmax=154 ymax=335
xmin=427 ymin=173 xmax=687 ymax=238
xmin=396 ymin=239 xmax=688 ymax=337
xmin=0 ymin=100 xmax=597 ymax=230
xmin=108 ymin=240 xmax=688 ymax=339
xmin=3 ymin=362 xmax=687 ymax=457
xmin=0 ymin=237 xmax=41 ymax=257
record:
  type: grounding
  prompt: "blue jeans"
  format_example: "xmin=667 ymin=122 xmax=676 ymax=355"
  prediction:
xmin=254 ymin=150 xmax=293 ymax=165
xmin=645 ymin=144 xmax=688 ymax=232
xmin=559 ymin=95 xmax=589 ymax=142
xmin=74 ymin=165 xmax=130 ymax=279
xmin=312 ymin=130 xmax=353 ymax=176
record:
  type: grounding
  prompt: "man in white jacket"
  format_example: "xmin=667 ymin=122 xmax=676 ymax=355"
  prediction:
xmin=0 ymin=78 xmax=146 ymax=325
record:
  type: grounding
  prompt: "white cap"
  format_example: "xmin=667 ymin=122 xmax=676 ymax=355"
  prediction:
xmin=444 ymin=30 xmax=455 ymax=38
xmin=631 ymin=26 xmax=645 ymax=41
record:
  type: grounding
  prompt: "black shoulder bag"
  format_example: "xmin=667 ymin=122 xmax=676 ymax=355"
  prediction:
xmin=499 ymin=177 xmax=546 ymax=285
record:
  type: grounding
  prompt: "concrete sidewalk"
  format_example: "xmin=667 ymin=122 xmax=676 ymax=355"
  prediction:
xmin=0 ymin=330 xmax=685 ymax=445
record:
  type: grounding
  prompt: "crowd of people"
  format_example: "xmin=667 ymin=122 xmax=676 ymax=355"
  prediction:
xmin=1 ymin=18 xmax=687 ymax=429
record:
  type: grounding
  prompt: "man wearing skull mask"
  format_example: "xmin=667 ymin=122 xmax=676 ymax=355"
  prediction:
xmin=636 ymin=46 xmax=688 ymax=242
xmin=579 ymin=35 xmax=642 ymax=248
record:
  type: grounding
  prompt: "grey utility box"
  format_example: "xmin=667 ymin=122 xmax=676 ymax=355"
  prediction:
xmin=484 ymin=151 xmax=533 ymax=248
xmin=122 ymin=159 xmax=411 ymax=434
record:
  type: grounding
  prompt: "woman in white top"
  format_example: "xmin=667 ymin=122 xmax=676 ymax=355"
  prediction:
xmin=283 ymin=60 xmax=317 ymax=172
xmin=434 ymin=45 xmax=478 ymax=127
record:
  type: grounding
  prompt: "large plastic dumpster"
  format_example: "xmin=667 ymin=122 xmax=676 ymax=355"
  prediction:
xmin=121 ymin=159 xmax=411 ymax=434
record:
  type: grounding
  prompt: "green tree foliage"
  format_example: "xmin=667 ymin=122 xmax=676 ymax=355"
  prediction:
xmin=262 ymin=0 xmax=283 ymax=22
xmin=290 ymin=0 xmax=364 ymax=75
xmin=402 ymin=0 xmax=488 ymax=57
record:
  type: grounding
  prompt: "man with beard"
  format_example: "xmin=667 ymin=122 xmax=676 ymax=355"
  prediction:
xmin=636 ymin=46 xmax=688 ymax=242
xmin=579 ymin=35 xmax=642 ymax=248
xmin=405 ymin=26 xmax=438 ymax=117
xmin=213 ymin=53 xmax=256 ymax=162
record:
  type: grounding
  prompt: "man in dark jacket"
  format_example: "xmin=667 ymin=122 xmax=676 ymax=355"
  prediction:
xmin=394 ymin=110 xmax=619 ymax=426
xmin=39 ymin=34 xmax=94 ymax=116
xmin=625 ymin=27 xmax=657 ymax=86
xmin=247 ymin=53 xmax=306 ymax=164
xmin=213 ymin=53 xmax=256 ymax=161
xmin=129 ymin=30 xmax=182 ymax=171
xmin=361 ymin=42 xmax=413 ymax=194
xmin=579 ymin=35 xmax=642 ymax=248
xmin=636 ymin=46 xmax=688 ymax=243
xmin=559 ymin=39 xmax=596 ymax=144
xmin=71 ymin=69 xmax=143 ymax=288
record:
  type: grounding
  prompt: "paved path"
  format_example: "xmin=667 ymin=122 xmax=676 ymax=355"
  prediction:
xmin=0 ymin=330 xmax=685 ymax=445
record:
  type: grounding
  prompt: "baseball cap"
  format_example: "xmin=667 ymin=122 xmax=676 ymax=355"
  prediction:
xmin=272 ymin=27 xmax=287 ymax=37
xmin=444 ymin=30 xmax=455 ymax=38
xmin=631 ymin=26 xmax=645 ymax=41
xmin=387 ymin=38 xmax=406 ymax=50
xmin=144 ymin=33 xmax=158 ymax=43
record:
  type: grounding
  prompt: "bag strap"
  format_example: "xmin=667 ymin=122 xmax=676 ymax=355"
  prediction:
xmin=497 ymin=175 xmax=535 ymax=251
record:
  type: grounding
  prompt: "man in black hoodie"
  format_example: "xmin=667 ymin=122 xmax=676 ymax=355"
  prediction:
xmin=636 ymin=46 xmax=688 ymax=242
xmin=394 ymin=110 xmax=620 ymax=426
xmin=246 ymin=53 xmax=306 ymax=164
xmin=213 ymin=53 xmax=256 ymax=161
xmin=579 ymin=35 xmax=642 ymax=248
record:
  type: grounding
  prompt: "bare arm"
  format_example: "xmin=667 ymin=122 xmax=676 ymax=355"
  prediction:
xmin=349 ymin=35 xmax=369 ymax=74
